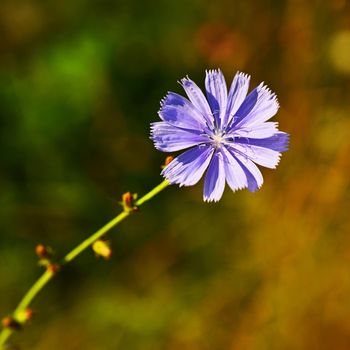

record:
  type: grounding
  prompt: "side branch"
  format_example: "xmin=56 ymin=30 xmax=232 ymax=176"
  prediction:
xmin=0 ymin=179 xmax=170 ymax=348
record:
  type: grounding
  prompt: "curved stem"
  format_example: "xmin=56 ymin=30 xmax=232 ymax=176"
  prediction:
xmin=0 ymin=179 xmax=170 ymax=348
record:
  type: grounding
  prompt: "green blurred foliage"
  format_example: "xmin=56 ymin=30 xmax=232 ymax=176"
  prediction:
xmin=1 ymin=0 xmax=350 ymax=349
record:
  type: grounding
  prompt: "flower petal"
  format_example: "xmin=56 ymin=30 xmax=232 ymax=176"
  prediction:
xmin=231 ymin=143 xmax=281 ymax=169
xmin=160 ymin=91 xmax=188 ymax=108
xmin=231 ymin=122 xmax=280 ymax=139
xmin=203 ymin=151 xmax=226 ymax=202
xmin=224 ymin=72 xmax=250 ymax=127
xmin=233 ymin=83 xmax=279 ymax=128
xmin=151 ymin=122 xmax=209 ymax=152
xmin=226 ymin=147 xmax=263 ymax=192
xmin=180 ymin=77 xmax=214 ymax=126
xmin=159 ymin=105 xmax=205 ymax=130
xmin=221 ymin=147 xmax=248 ymax=192
xmin=162 ymin=145 xmax=214 ymax=186
xmin=159 ymin=92 xmax=208 ymax=129
xmin=234 ymin=132 xmax=289 ymax=152
xmin=205 ymin=69 xmax=227 ymax=128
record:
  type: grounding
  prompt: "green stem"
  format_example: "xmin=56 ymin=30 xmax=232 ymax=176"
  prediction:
xmin=0 ymin=179 xmax=170 ymax=348
xmin=63 ymin=211 xmax=130 ymax=264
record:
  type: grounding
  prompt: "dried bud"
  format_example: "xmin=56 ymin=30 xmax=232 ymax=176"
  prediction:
xmin=121 ymin=192 xmax=138 ymax=212
xmin=122 ymin=192 xmax=133 ymax=208
xmin=92 ymin=240 xmax=112 ymax=260
xmin=2 ymin=317 xmax=20 ymax=330
xmin=165 ymin=156 xmax=174 ymax=166
xmin=35 ymin=244 xmax=51 ymax=259
xmin=17 ymin=308 xmax=34 ymax=324
xmin=47 ymin=263 xmax=60 ymax=274
xmin=162 ymin=156 xmax=174 ymax=169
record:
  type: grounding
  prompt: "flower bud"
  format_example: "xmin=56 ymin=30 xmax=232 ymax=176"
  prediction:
xmin=165 ymin=156 xmax=174 ymax=166
xmin=17 ymin=308 xmax=34 ymax=324
xmin=47 ymin=263 xmax=60 ymax=274
xmin=122 ymin=192 xmax=133 ymax=208
xmin=161 ymin=156 xmax=174 ymax=169
xmin=121 ymin=192 xmax=138 ymax=212
xmin=2 ymin=317 xmax=20 ymax=330
xmin=92 ymin=239 xmax=112 ymax=260
xmin=35 ymin=244 xmax=51 ymax=259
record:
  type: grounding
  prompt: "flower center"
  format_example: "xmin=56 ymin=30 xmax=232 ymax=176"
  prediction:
xmin=211 ymin=132 xmax=225 ymax=148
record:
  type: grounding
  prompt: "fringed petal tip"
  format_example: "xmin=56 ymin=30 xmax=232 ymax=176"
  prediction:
xmin=236 ymin=71 xmax=251 ymax=81
xmin=205 ymin=68 xmax=223 ymax=76
xmin=205 ymin=69 xmax=250 ymax=80
xmin=280 ymin=132 xmax=290 ymax=151
xmin=178 ymin=75 xmax=191 ymax=86
xmin=257 ymin=82 xmax=280 ymax=108
xmin=159 ymin=91 xmax=190 ymax=110
xmin=247 ymin=183 xmax=263 ymax=193
xmin=203 ymin=196 xmax=221 ymax=203
xmin=269 ymin=132 xmax=290 ymax=152
xmin=159 ymin=91 xmax=171 ymax=108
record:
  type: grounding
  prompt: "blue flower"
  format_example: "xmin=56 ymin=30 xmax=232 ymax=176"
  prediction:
xmin=151 ymin=70 xmax=289 ymax=202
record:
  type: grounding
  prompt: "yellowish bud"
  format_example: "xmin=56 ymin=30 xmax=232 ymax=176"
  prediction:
xmin=92 ymin=240 xmax=112 ymax=260
xmin=17 ymin=308 xmax=34 ymax=323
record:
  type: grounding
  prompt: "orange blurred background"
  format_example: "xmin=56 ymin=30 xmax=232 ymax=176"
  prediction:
xmin=1 ymin=0 xmax=350 ymax=349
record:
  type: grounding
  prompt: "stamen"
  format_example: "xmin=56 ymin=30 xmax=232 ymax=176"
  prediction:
xmin=211 ymin=132 xmax=225 ymax=148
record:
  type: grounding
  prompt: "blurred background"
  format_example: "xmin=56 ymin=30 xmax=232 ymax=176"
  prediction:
xmin=1 ymin=0 xmax=350 ymax=349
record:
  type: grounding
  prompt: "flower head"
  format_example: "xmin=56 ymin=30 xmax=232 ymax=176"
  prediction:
xmin=151 ymin=70 xmax=289 ymax=202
